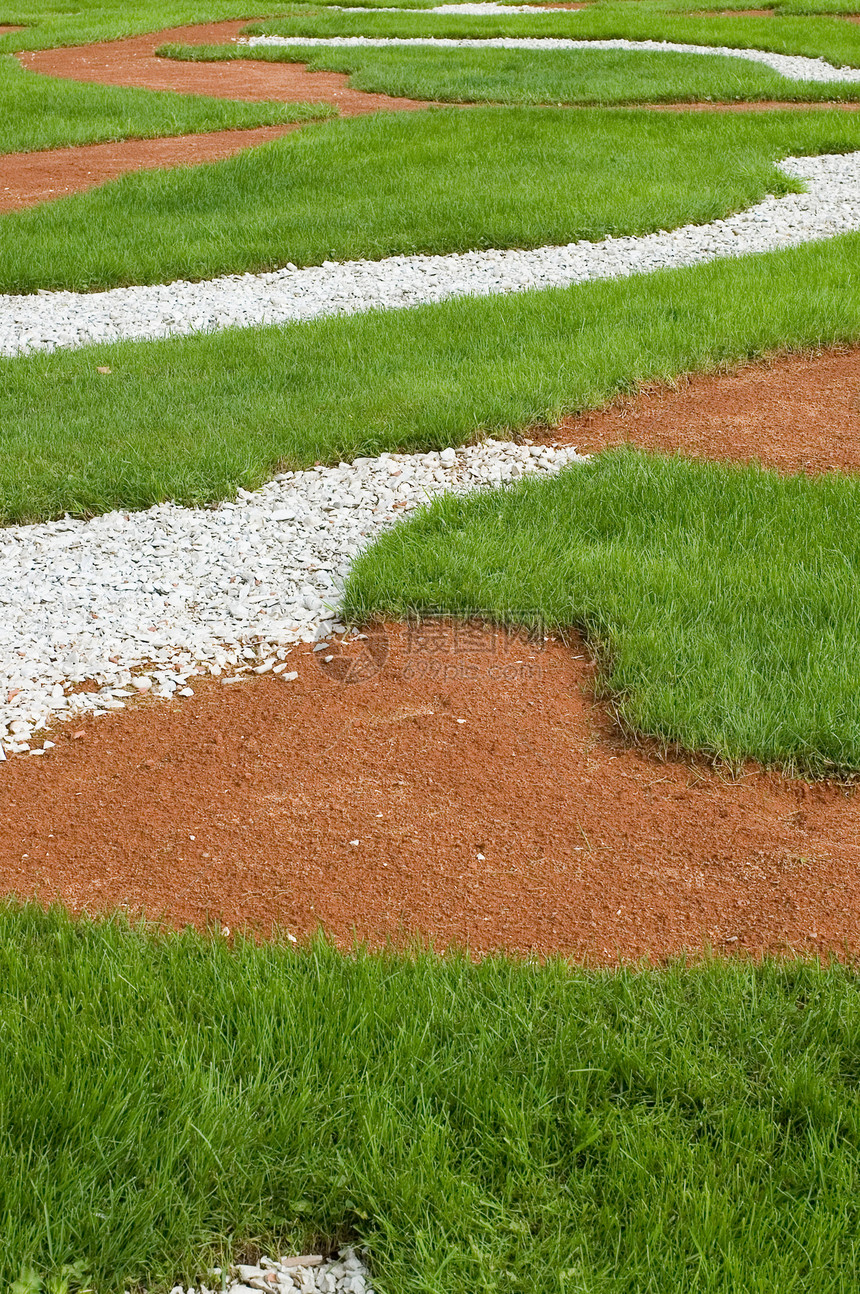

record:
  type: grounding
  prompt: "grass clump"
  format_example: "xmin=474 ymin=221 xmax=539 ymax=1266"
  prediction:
xmin=0 ymin=55 xmax=329 ymax=156
xmin=163 ymin=39 xmax=860 ymax=106
xmin=2 ymin=229 xmax=860 ymax=525
xmin=4 ymin=903 xmax=860 ymax=1292
xmin=344 ymin=447 xmax=860 ymax=775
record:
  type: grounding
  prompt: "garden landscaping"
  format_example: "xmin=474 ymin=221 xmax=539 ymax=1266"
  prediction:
xmin=4 ymin=1 xmax=860 ymax=1289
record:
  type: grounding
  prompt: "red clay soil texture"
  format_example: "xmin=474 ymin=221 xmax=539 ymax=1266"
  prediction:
xmin=3 ymin=620 xmax=860 ymax=967
xmin=3 ymin=347 xmax=860 ymax=966
xmin=552 ymin=345 xmax=860 ymax=474
xmin=17 ymin=22 xmax=433 ymax=110
xmin=0 ymin=123 xmax=308 ymax=211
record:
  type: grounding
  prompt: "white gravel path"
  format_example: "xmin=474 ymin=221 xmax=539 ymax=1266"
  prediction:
xmin=244 ymin=32 xmax=860 ymax=82
xmin=0 ymin=440 xmax=585 ymax=757
xmin=4 ymin=152 xmax=860 ymax=356
xmin=170 ymin=1248 xmax=374 ymax=1294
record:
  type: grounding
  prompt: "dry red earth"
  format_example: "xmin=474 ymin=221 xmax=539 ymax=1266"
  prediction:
xmin=3 ymin=348 xmax=860 ymax=962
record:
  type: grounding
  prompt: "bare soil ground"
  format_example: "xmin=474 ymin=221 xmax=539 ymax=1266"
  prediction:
xmin=2 ymin=348 xmax=860 ymax=963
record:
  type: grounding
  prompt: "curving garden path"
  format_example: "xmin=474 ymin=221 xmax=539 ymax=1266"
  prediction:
xmin=4 ymin=5 xmax=860 ymax=963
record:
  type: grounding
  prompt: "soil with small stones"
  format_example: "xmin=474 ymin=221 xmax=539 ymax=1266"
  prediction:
xmin=16 ymin=21 xmax=434 ymax=109
xmin=3 ymin=347 xmax=860 ymax=965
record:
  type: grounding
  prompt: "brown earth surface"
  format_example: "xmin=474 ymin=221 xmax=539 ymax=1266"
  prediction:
xmin=3 ymin=348 xmax=860 ymax=962
xmin=16 ymin=21 xmax=434 ymax=109
xmin=0 ymin=122 xmax=309 ymax=211
xmin=3 ymin=619 xmax=860 ymax=965
xmin=551 ymin=345 xmax=860 ymax=474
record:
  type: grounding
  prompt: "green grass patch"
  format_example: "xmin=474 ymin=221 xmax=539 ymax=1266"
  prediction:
xmin=0 ymin=54 xmax=329 ymax=156
xmin=164 ymin=39 xmax=860 ymax=106
xmin=4 ymin=903 xmax=860 ymax=1292
xmin=247 ymin=1 xmax=860 ymax=66
xmin=345 ymin=447 xmax=860 ymax=774
xmin=2 ymin=228 xmax=860 ymax=525
xmin=9 ymin=106 xmax=860 ymax=293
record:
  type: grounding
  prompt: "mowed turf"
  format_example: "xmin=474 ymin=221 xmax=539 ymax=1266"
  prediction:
xmin=247 ymin=0 xmax=860 ymax=64
xmin=345 ymin=447 xmax=860 ymax=775
xmin=10 ymin=105 xmax=860 ymax=293
xmin=3 ymin=229 xmax=860 ymax=525
xmin=162 ymin=40 xmax=860 ymax=106
xmin=6 ymin=905 xmax=860 ymax=1294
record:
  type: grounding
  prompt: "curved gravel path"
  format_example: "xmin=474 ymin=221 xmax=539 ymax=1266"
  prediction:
xmin=4 ymin=151 xmax=860 ymax=355
xmin=0 ymin=441 xmax=585 ymax=757
xmin=244 ymin=33 xmax=860 ymax=82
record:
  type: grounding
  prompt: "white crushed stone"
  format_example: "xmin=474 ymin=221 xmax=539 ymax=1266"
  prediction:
xmin=3 ymin=152 xmax=859 ymax=357
xmin=168 ymin=1248 xmax=373 ymax=1294
xmin=322 ymin=3 xmax=578 ymax=12
xmin=0 ymin=440 xmax=585 ymax=756
xmin=244 ymin=32 xmax=860 ymax=82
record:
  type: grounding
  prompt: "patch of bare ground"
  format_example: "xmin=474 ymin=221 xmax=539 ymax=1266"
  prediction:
xmin=0 ymin=123 xmax=311 ymax=210
xmin=549 ymin=344 xmax=860 ymax=473
xmin=3 ymin=621 xmax=860 ymax=965
xmin=15 ymin=22 xmax=434 ymax=111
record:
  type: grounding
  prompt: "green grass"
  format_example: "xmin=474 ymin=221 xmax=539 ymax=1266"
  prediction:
xmin=5 ymin=904 xmax=860 ymax=1293
xmin=3 ymin=227 xmax=860 ymax=526
xmin=345 ymin=446 xmax=860 ymax=774
xmin=163 ymin=39 xmax=860 ymax=105
xmin=10 ymin=105 xmax=860 ymax=294
xmin=0 ymin=55 xmax=329 ymax=155
xmin=246 ymin=2 xmax=860 ymax=66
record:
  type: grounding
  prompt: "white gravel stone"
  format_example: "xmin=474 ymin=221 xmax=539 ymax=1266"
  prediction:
xmin=246 ymin=33 xmax=860 ymax=83
xmin=177 ymin=1250 xmax=374 ymax=1294
xmin=2 ymin=153 xmax=859 ymax=356
xmin=0 ymin=440 xmax=585 ymax=755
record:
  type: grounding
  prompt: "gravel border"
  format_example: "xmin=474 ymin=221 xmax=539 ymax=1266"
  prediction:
xmin=0 ymin=441 xmax=585 ymax=758
xmin=4 ymin=153 xmax=860 ymax=355
xmin=244 ymin=33 xmax=860 ymax=82
xmin=169 ymin=1249 xmax=374 ymax=1294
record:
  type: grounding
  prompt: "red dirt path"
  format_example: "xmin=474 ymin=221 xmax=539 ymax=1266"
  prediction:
xmin=3 ymin=348 xmax=860 ymax=963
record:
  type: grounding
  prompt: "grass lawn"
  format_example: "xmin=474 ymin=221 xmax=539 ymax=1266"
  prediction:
xmin=344 ymin=446 xmax=860 ymax=775
xmin=5 ymin=904 xmax=860 ymax=1294
xmin=8 ymin=105 xmax=860 ymax=294
xmin=0 ymin=55 xmax=328 ymax=155
xmin=3 ymin=228 xmax=860 ymax=525
xmin=246 ymin=2 xmax=860 ymax=65
xmin=161 ymin=39 xmax=860 ymax=106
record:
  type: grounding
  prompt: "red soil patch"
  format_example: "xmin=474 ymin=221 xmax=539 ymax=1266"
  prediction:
xmin=16 ymin=22 xmax=433 ymax=112
xmin=0 ymin=24 xmax=23 ymax=33
xmin=3 ymin=620 xmax=860 ymax=966
xmin=551 ymin=345 xmax=860 ymax=474
xmin=0 ymin=122 xmax=307 ymax=211
xmin=3 ymin=347 xmax=860 ymax=964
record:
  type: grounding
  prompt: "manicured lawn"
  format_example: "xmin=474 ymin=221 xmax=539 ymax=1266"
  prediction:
xmin=162 ymin=40 xmax=860 ymax=106
xmin=9 ymin=105 xmax=860 ymax=294
xmin=247 ymin=2 xmax=860 ymax=65
xmin=4 ymin=904 xmax=860 ymax=1294
xmin=345 ymin=446 xmax=860 ymax=775
xmin=0 ymin=54 xmax=328 ymax=156
xmin=2 ymin=229 xmax=860 ymax=525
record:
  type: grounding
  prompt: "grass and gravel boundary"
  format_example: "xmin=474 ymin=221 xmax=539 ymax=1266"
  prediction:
xmin=2 ymin=228 xmax=860 ymax=525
